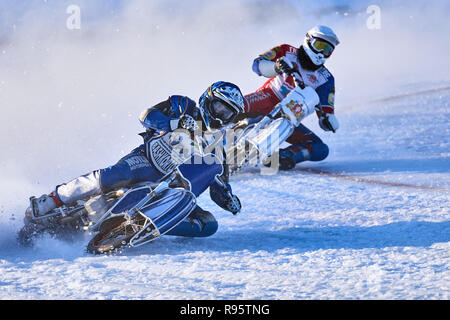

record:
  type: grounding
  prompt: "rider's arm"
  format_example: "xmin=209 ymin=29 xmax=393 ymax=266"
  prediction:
xmin=252 ymin=58 xmax=277 ymax=78
xmin=139 ymin=98 xmax=172 ymax=132
xmin=315 ymin=74 xmax=335 ymax=116
xmin=315 ymin=74 xmax=339 ymax=132
xmin=208 ymin=159 xmax=241 ymax=214
xmin=139 ymin=96 xmax=197 ymax=132
xmin=252 ymin=44 xmax=293 ymax=78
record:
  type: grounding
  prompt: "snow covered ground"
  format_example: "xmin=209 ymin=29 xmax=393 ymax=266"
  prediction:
xmin=0 ymin=0 xmax=449 ymax=300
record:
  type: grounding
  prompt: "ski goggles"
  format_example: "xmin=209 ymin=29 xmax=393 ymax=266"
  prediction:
xmin=308 ymin=37 xmax=335 ymax=57
xmin=208 ymin=99 xmax=237 ymax=124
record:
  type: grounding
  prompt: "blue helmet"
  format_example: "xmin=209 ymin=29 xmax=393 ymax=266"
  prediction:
xmin=198 ymin=81 xmax=245 ymax=130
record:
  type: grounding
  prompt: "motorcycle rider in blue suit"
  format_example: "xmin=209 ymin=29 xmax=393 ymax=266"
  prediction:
xmin=28 ymin=81 xmax=245 ymax=238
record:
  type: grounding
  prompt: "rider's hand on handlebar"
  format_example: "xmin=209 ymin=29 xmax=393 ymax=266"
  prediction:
xmin=274 ymin=57 xmax=297 ymax=76
xmin=178 ymin=114 xmax=200 ymax=132
xmin=319 ymin=113 xmax=339 ymax=132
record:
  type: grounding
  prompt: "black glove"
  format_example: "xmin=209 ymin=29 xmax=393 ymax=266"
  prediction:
xmin=274 ymin=57 xmax=296 ymax=75
xmin=224 ymin=194 xmax=241 ymax=215
xmin=210 ymin=181 xmax=242 ymax=215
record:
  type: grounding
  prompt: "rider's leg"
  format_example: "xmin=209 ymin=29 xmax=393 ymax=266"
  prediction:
xmin=30 ymin=170 xmax=102 ymax=217
xmin=31 ymin=145 xmax=162 ymax=216
xmin=98 ymin=145 xmax=162 ymax=192
xmin=165 ymin=156 xmax=223 ymax=237
xmin=276 ymin=124 xmax=329 ymax=170
xmin=165 ymin=205 xmax=218 ymax=237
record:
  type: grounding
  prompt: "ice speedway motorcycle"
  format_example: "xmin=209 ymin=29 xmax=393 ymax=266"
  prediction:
xmin=227 ymin=72 xmax=330 ymax=173
xmin=18 ymin=131 xmax=231 ymax=255
xmin=18 ymin=72 xmax=324 ymax=254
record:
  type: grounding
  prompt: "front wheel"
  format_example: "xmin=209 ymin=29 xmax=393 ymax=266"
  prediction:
xmin=87 ymin=216 xmax=138 ymax=254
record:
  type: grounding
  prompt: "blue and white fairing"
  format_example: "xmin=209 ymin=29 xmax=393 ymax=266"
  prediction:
xmin=90 ymin=153 xmax=223 ymax=245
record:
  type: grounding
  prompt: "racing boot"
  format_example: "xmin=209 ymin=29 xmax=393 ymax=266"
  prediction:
xmin=277 ymin=148 xmax=298 ymax=170
xmin=27 ymin=192 xmax=62 ymax=218
xmin=19 ymin=191 xmax=63 ymax=246
xmin=264 ymin=143 xmax=329 ymax=170
xmin=263 ymin=147 xmax=304 ymax=171
xmin=28 ymin=171 xmax=102 ymax=218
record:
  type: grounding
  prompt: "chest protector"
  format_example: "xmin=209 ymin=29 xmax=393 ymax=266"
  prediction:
xmin=146 ymin=131 xmax=196 ymax=175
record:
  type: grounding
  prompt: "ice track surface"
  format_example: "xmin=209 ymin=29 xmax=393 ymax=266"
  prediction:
xmin=0 ymin=85 xmax=449 ymax=300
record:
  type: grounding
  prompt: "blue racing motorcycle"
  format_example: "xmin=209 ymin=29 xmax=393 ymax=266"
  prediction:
xmin=18 ymin=134 xmax=229 ymax=254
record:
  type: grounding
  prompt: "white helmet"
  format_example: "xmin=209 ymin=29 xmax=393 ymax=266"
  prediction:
xmin=302 ymin=25 xmax=339 ymax=66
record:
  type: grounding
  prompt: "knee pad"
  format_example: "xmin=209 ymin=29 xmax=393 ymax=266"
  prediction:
xmin=310 ymin=143 xmax=329 ymax=161
xmin=166 ymin=207 xmax=218 ymax=238
xmin=198 ymin=219 xmax=219 ymax=237
xmin=284 ymin=142 xmax=329 ymax=163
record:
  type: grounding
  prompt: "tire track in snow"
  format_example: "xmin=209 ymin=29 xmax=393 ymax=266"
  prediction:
xmin=309 ymin=85 xmax=450 ymax=191
xmin=297 ymin=167 xmax=449 ymax=191
xmin=367 ymin=85 xmax=450 ymax=104
xmin=233 ymin=85 xmax=450 ymax=190
xmin=341 ymin=85 xmax=450 ymax=112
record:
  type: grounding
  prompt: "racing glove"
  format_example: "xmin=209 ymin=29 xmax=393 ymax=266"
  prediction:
xmin=170 ymin=114 xmax=199 ymax=132
xmin=178 ymin=114 xmax=200 ymax=131
xmin=274 ymin=57 xmax=296 ymax=75
xmin=209 ymin=181 xmax=241 ymax=214
xmin=318 ymin=113 xmax=339 ymax=132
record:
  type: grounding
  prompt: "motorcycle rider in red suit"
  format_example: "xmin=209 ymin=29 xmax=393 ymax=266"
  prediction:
xmin=242 ymin=25 xmax=340 ymax=170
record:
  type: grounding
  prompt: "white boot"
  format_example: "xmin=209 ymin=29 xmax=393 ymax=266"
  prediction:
xmin=32 ymin=194 xmax=58 ymax=217
xmin=28 ymin=171 xmax=101 ymax=218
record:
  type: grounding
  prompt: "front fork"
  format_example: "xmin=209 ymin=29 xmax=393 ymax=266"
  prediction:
xmin=227 ymin=107 xmax=295 ymax=172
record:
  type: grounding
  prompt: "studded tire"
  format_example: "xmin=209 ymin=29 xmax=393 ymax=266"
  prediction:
xmin=86 ymin=216 xmax=135 ymax=255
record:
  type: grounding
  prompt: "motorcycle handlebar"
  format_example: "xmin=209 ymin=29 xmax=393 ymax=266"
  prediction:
xmin=291 ymin=71 xmax=305 ymax=89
